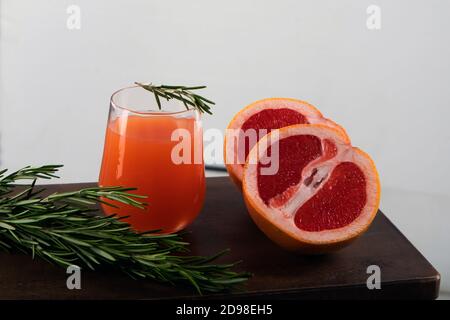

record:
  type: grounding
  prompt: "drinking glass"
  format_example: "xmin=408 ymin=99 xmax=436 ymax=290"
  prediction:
xmin=99 ymin=86 xmax=205 ymax=233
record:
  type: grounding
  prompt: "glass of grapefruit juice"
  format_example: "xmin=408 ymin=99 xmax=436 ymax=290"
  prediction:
xmin=99 ymin=86 xmax=205 ymax=234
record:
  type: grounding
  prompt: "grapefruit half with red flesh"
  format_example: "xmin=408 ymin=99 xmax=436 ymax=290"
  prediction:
xmin=242 ymin=124 xmax=380 ymax=254
xmin=224 ymin=98 xmax=348 ymax=188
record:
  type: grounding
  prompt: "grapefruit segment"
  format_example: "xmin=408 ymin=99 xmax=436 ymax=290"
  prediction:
xmin=224 ymin=98 xmax=349 ymax=188
xmin=294 ymin=161 xmax=367 ymax=232
xmin=257 ymin=134 xmax=323 ymax=205
xmin=242 ymin=124 xmax=380 ymax=253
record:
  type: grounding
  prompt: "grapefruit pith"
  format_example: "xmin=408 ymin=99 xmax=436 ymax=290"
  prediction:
xmin=224 ymin=98 xmax=348 ymax=188
xmin=242 ymin=124 xmax=380 ymax=254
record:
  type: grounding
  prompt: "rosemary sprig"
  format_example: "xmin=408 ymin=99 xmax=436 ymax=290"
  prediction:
xmin=0 ymin=165 xmax=250 ymax=293
xmin=0 ymin=165 xmax=62 ymax=195
xmin=134 ymin=82 xmax=215 ymax=114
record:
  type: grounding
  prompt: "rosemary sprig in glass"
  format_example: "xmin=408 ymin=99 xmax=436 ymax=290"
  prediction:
xmin=134 ymin=82 xmax=215 ymax=114
xmin=0 ymin=165 xmax=250 ymax=293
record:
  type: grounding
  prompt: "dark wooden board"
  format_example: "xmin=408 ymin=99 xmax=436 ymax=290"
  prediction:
xmin=0 ymin=177 xmax=440 ymax=299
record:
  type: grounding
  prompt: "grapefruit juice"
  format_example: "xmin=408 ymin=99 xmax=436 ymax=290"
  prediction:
xmin=99 ymin=87 xmax=205 ymax=233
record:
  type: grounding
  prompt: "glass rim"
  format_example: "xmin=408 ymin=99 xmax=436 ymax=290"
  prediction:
xmin=110 ymin=85 xmax=197 ymax=116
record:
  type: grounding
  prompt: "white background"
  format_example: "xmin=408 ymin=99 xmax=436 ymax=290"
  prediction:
xmin=1 ymin=0 xmax=449 ymax=297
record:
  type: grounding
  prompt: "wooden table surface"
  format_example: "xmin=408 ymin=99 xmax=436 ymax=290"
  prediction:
xmin=0 ymin=177 xmax=440 ymax=300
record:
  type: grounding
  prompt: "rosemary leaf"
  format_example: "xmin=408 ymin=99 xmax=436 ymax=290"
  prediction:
xmin=134 ymin=82 xmax=215 ymax=114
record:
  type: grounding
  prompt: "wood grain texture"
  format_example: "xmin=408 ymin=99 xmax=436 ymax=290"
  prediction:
xmin=0 ymin=177 xmax=440 ymax=299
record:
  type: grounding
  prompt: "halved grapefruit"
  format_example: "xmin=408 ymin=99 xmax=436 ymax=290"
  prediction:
xmin=224 ymin=98 xmax=348 ymax=188
xmin=242 ymin=124 xmax=380 ymax=254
